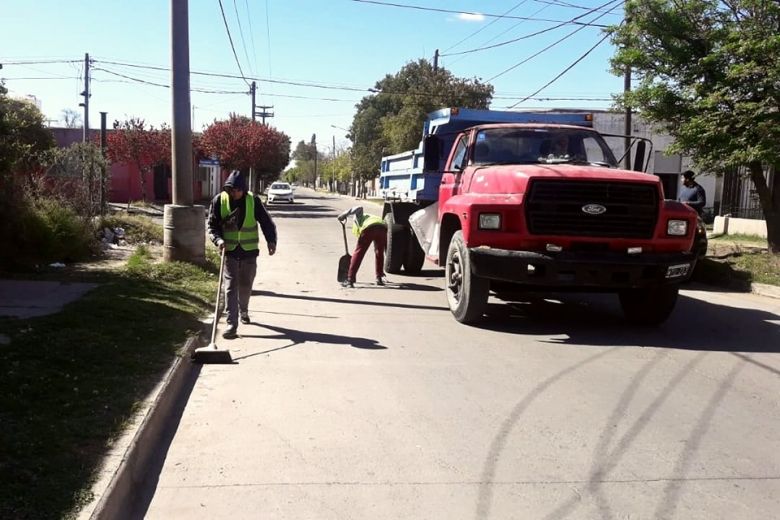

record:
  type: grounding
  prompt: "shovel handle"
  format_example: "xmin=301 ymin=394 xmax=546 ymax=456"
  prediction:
xmin=340 ymin=221 xmax=350 ymax=255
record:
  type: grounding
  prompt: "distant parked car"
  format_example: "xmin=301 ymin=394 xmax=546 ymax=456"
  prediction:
xmin=267 ymin=182 xmax=294 ymax=204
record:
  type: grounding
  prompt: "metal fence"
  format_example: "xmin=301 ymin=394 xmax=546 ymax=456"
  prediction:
xmin=719 ymin=165 xmax=775 ymax=220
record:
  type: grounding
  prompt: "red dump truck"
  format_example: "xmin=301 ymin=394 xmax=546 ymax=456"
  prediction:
xmin=379 ymin=108 xmax=698 ymax=324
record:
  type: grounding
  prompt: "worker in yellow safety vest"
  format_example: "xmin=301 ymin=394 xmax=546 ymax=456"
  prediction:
xmin=208 ymin=171 xmax=277 ymax=338
xmin=337 ymin=206 xmax=388 ymax=288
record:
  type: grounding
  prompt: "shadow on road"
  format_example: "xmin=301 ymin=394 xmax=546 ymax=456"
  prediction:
xmin=476 ymin=293 xmax=780 ymax=355
xmin=232 ymin=323 xmax=387 ymax=361
xmin=266 ymin=203 xmax=337 ymax=219
xmin=251 ymin=289 xmax=449 ymax=312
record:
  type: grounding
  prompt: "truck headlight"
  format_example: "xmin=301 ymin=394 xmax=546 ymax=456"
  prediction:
xmin=479 ymin=213 xmax=501 ymax=230
xmin=667 ymin=219 xmax=688 ymax=236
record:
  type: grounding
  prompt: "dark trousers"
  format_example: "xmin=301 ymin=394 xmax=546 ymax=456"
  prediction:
xmin=224 ymin=255 xmax=257 ymax=326
xmin=347 ymin=224 xmax=387 ymax=282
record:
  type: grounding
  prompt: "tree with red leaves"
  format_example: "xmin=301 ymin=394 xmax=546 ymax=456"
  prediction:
xmin=107 ymin=118 xmax=171 ymax=201
xmin=200 ymin=115 xmax=290 ymax=187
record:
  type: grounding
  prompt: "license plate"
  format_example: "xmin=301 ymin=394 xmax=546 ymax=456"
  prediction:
xmin=665 ymin=263 xmax=691 ymax=279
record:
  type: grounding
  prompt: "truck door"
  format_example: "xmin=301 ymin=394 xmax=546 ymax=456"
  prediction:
xmin=438 ymin=133 xmax=469 ymax=208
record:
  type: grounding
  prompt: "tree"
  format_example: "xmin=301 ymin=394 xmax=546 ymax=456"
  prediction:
xmin=200 ymin=115 xmax=290 ymax=188
xmin=290 ymin=139 xmax=319 ymax=186
xmin=0 ymin=83 xmax=55 ymax=185
xmin=610 ymin=0 xmax=780 ymax=253
xmin=106 ymin=118 xmax=170 ymax=202
xmin=61 ymin=108 xmax=81 ymax=129
xmin=39 ymin=142 xmax=109 ymax=218
xmin=349 ymin=59 xmax=494 ymax=188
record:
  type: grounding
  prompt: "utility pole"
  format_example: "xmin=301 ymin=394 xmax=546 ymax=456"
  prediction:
xmin=623 ymin=6 xmax=632 ymax=170
xmin=433 ymin=49 xmax=439 ymax=71
xmin=312 ymin=133 xmax=317 ymax=188
xmin=165 ymin=0 xmax=205 ymax=264
xmin=80 ymin=53 xmax=90 ymax=142
xmin=249 ymin=81 xmax=256 ymax=192
xmin=623 ymin=66 xmax=632 ymax=170
xmin=255 ymin=105 xmax=274 ymax=125
xmin=99 ymin=111 xmax=108 ymax=215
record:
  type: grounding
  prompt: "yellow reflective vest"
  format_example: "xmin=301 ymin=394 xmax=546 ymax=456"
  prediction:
xmin=220 ymin=192 xmax=259 ymax=251
xmin=352 ymin=213 xmax=385 ymax=238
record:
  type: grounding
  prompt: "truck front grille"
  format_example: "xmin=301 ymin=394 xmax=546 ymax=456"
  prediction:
xmin=526 ymin=180 xmax=658 ymax=238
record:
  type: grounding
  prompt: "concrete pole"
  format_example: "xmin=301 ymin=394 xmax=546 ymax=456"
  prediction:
xmin=100 ymin=111 xmax=108 ymax=215
xmin=82 ymin=53 xmax=90 ymax=143
xmin=250 ymin=81 xmax=256 ymax=192
xmin=164 ymin=0 xmax=205 ymax=264
xmin=623 ymin=66 xmax=632 ymax=170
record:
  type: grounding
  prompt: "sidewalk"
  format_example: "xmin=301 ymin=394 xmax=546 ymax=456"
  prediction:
xmin=0 ymin=279 xmax=98 ymax=319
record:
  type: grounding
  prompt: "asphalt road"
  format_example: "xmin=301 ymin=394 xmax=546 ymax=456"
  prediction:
xmin=144 ymin=188 xmax=780 ymax=519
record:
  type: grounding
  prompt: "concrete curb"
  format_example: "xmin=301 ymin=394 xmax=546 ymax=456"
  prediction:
xmin=81 ymin=336 xmax=203 ymax=520
xmin=752 ymin=283 xmax=780 ymax=300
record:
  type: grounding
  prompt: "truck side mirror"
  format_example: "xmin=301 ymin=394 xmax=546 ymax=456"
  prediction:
xmin=423 ymin=136 xmax=440 ymax=171
xmin=633 ymin=140 xmax=647 ymax=172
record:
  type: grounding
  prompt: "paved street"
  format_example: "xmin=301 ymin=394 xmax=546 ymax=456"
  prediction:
xmin=144 ymin=188 xmax=780 ymax=519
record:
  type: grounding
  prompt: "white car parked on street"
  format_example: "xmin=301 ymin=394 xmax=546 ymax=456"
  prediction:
xmin=267 ymin=182 xmax=294 ymax=204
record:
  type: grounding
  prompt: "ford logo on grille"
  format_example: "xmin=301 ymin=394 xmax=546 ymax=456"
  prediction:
xmin=582 ymin=203 xmax=607 ymax=215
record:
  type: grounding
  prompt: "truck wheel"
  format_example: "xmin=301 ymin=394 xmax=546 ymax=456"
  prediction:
xmin=384 ymin=213 xmax=407 ymax=274
xmin=619 ymin=286 xmax=679 ymax=326
xmin=446 ymin=231 xmax=489 ymax=323
xmin=403 ymin=229 xmax=426 ymax=274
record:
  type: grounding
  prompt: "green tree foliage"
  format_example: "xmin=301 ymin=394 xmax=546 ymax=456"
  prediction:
xmin=0 ymin=83 xmax=55 ymax=185
xmin=40 ymin=142 xmax=110 ymax=219
xmin=349 ymin=59 xmax=494 ymax=184
xmin=290 ymin=139 xmax=321 ymax=186
xmin=610 ymin=0 xmax=780 ymax=252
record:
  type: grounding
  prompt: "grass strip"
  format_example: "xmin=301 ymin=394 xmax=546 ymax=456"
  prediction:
xmin=0 ymin=248 xmax=217 ymax=519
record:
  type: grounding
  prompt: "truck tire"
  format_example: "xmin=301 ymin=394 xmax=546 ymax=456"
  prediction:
xmin=445 ymin=231 xmax=489 ymax=323
xmin=384 ymin=212 xmax=407 ymax=274
xmin=403 ymin=229 xmax=426 ymax=274
xmin=619 ymin=285 xmax=679 ymax=326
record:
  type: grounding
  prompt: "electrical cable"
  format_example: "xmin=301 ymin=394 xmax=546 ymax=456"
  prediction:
xmin=486 ymin=0 xmax=622 ymax=82
xmin=506 ymin=31 xmax=612 ymax=108
xmin=440 ymin=0 xmax=620 ymax=57
xmin=217 ymin=0 xmax=251 ymax=87
xmin=350 ymin=0 xmax=608 ymax=26
xmin=441 ymin=0 xmax=530 ymax=54
xmin=232 ymin=0 xmax=253 ymax=75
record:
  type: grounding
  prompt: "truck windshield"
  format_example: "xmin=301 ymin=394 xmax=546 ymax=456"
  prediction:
xmin=473 ymin=128 xmax=618 ymax=168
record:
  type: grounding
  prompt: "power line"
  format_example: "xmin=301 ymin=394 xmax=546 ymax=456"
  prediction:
xmin=91 ymin=58 xmax=617 ymax=102
xmin=350 ymin=0 xmax=609 ymax=26
xmin=232 ymin=0 xmax=253 ymax=75
xmin=442 ymin=0 xmax=530 ymax=54
xmin=217 ymin=0 xmax=251 ymax=86
xmin=0 ymin=59 xmax=80 ymax=65
xmin=486 ymin=0 xmax=622 ymax=82
xmin=93 ymin=67 xmax=247 ymax=94
xmin=440 ymin=0 xmax=620 ymax=57
xmin=244 ymin=0 xmax=258 ymax=74
xmin=507 ymin=31 xmax=612 ymax=108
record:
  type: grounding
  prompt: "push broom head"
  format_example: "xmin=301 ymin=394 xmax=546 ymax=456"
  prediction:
xmin=191 ymin=342 xmax=233 ymax=364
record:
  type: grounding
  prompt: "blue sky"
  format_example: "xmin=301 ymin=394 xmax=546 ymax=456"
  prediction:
xmin=1 ymin=0 xmax=625 ymax=152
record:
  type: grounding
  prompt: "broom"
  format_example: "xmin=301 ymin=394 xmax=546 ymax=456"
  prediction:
xmin=191 ymin=248 xmax=233 ymax=364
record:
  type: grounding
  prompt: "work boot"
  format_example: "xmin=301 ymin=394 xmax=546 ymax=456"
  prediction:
xmin=240 ymin=311 xmax=250 ymax=324
xmin=222 ymin=325 xmax=238 ymax=339
xmin=341 ymin=279 xmax=355 ymax=288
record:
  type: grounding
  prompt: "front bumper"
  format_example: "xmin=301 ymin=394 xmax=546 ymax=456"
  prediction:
xmin=268 ymin=194 xmax=293 ymax=202
xmin=469 ymin=247 xmax=696 ymax=289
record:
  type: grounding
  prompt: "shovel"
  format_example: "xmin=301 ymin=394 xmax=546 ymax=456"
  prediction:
xmin=337 ymin=221 xmax=351 ymax=282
